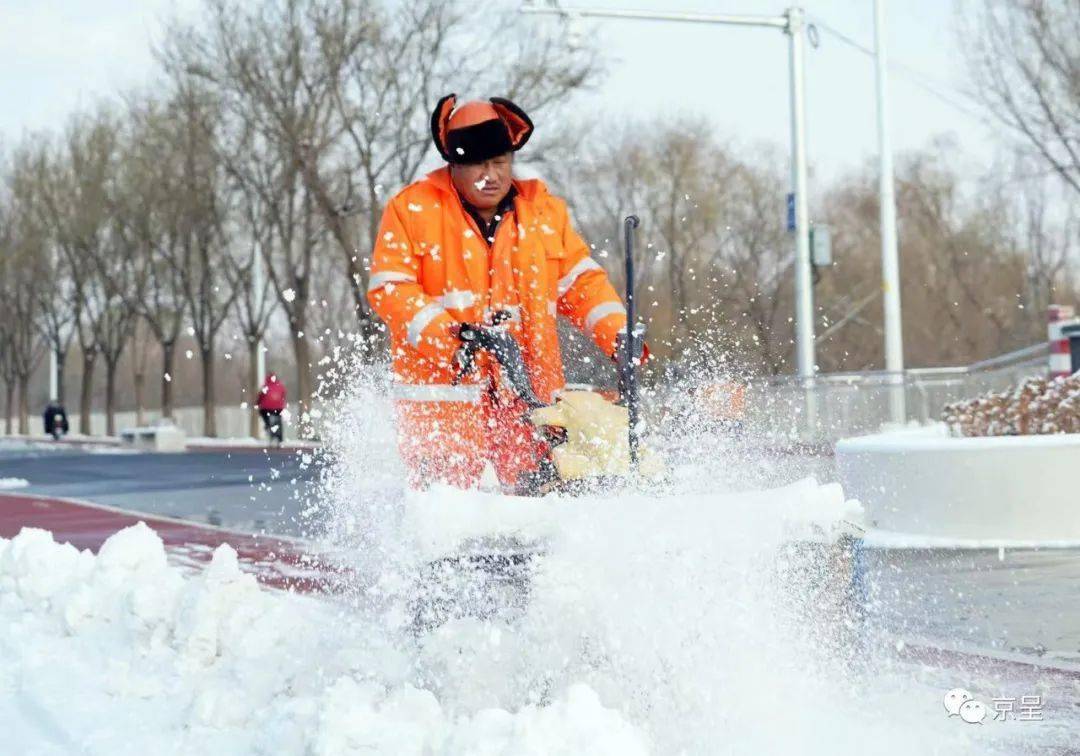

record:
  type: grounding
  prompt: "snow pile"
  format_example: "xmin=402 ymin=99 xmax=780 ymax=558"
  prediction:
xmin=0 ymin=477 xmax=29 ymax=489
xmin=0 ymin=523 xmax=646 ymax=755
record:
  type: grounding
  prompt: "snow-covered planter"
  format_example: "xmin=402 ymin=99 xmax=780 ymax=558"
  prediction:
xmin=837 ymin=424 xmax=1080 ymax=544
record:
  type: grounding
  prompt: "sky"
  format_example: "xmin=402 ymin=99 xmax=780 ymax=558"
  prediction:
xmin=0 ymin=0 xmax=1006 ymax=186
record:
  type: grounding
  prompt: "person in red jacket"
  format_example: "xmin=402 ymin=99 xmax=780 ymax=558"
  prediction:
xmin=257 ymin=373 xmax=287 ymax=444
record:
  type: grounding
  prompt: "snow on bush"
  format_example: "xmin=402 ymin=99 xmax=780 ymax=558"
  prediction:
xmin=943 ymin=373 xmax=1080 ymax=437
xmin=0 ymin=523 xmax=646 ymax=755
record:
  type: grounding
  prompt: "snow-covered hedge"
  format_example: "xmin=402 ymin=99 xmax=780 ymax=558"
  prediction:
xmin=943 ymin=373 xmax=1080 ymax=436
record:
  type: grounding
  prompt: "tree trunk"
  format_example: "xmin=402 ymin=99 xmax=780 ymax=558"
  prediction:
xmin=104 ymin=360 xmax=118 ymax=437
xmin=55 ymin=348 xmax=67 ymax=407
xmin=79 ymin=351 xmax=96 ymax=435
xmin=3 ymin=382 xmax=12 ymax=435
xmin=249 ymin=338 xmax=260 ymax=439
xmin=134 ymin=368 xmax=145 ymax=426
xmin=200 ymin=344 xmax=217 ymax=438
xmin=161 ymin=341 xmax=176 ymax=420
xmin=17 ymin=374 xmax=29 ymax=435
xmin=291 ymin=330 xmax=311 ymax=439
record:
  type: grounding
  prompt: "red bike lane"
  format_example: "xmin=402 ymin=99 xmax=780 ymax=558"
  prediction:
xmin=0 ymin=491 xmax=341 ymax=592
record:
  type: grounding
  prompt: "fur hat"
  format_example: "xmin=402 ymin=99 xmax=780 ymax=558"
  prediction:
xmin=430 ymin=94 xmax=533 ymax=164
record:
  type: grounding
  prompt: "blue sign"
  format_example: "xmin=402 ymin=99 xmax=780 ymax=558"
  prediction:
xmin=786 ymin=192 xmax=795 ymax=232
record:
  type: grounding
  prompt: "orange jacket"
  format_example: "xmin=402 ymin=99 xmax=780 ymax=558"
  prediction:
xmin=368 ymin=167 xmax=627 ymax=404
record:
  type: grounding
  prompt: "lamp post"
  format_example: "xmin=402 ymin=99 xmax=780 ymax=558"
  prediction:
xmin=873 ymin=0 xmax=905 ymax=424
xmin=521 ymin=2 xmax=819 ymax=423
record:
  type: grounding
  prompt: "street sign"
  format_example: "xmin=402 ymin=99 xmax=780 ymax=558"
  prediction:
xmin=811 ymin=224 xmax=832 ymax=266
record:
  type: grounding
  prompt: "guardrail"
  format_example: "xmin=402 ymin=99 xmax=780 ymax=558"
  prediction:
xmin=743 ymin=343 xmax=1050 ymax=443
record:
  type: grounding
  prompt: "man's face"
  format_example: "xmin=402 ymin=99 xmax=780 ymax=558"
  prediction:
xmin=450 ymin=153 xmax=513 ymax=210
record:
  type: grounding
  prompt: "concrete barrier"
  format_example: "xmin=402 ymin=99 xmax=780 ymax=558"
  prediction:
xmin=837 ymin=424 xmax=1080 ymax=543
xmin=119 ymin=421 xmax=187 ymax=452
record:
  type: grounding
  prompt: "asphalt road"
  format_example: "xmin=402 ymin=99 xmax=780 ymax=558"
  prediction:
xmin=0 ymin=441 xmax=325 ymax=537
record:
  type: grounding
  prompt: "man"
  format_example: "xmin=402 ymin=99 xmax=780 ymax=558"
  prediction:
xmin=257 ymin=372 xmax=286 ymax=445
xmin=368 ymin=94 xmax=635 ymax=491
xmin=42 ymin=401 xmax=69 ymax=441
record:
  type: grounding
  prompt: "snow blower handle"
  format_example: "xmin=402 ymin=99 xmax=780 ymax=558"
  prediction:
xmin=621 ymin=215 xmax=641 ymax=468
xmin=452 ymin=315 xmax=546 ymax=409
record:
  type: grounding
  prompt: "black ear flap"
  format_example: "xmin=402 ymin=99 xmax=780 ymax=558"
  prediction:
xmin=430 ymin=93 xmax=457 ymax=161
xmin=490 ymin=97 xmax=533 ymax=150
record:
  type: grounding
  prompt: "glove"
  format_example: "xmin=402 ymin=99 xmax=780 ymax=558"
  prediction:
xmin=530 ymin=390 xmax=663 ymax=480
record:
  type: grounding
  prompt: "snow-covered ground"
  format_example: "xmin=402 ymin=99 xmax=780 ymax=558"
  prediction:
xmin=186 ymin=436 xmax=320 ymax=451
xmin=5 ymin=480 xmax=1060 ymax=754
xmin=0 ymin=524 xmax=646 ymax=755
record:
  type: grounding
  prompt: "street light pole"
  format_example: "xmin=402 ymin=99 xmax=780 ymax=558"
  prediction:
xmin=520 ymin=2 xmax=817 ymax=389
xmin=49 ymin=351 xmax=58 ymax=403
xmin=252 ymin=240 xmax=266 ymax=439
xmin=873 ymin=0 xmax=905 ymax=424
xmin=787 ymin=7 xmax=815 ymax=386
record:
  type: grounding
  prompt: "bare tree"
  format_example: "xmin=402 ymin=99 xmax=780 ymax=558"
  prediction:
xmin=0 ymin=199 xmax=45 ymax=433
xmin=160 ymin=0 xmax=337 ymax=419
xmin=967 ymin=0 xmax=1080 ymax=196
xmin=225 ymin=181 xmax=278 ymax=436
xmin=7 ymin=143 xmax=77 ymax=408
xmin=123 ymin=95 xmax=192 ymax=419
xmin=568 ymin=117 xmax=793 ymax=374
xmin=0 ymin=328 xmax=15 ymax=434
xmin=161 ymin=81 xmax=238 ymax=436
xmin=31 ymin=114 xmax=122 ymax=434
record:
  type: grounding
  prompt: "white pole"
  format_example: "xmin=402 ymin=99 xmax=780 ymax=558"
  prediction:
xmin=48 ymin=350 xmax=58 ymax=403
xmin=786 ymin=8 xmax=818 ymax=431
xmin=253 ymin=242 xmax=266 ymax=439
xmin=254 ymin=243 xmax=266 ymax=383
xmin=874 ymin=0 xmax=905 ymax=424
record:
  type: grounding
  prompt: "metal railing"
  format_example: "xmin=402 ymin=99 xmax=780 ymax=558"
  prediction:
xmin=743 ymin=343 xmax=1050 ymax=444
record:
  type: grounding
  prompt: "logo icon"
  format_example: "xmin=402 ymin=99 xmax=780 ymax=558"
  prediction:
xmin=944 ymin=688 xmax=973 ymax=717
xmin=959 ymin=699 xmax=987 ymax=724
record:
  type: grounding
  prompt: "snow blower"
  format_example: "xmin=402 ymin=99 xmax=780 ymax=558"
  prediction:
xmin=410 ymin=216 xmax=661 ymax=632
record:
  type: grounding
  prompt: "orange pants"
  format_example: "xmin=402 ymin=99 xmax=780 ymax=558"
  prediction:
xmin=395 ymin=391 xmax=545 ymax=491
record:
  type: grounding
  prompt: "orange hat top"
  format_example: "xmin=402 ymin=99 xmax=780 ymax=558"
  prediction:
xmin=430 ymin=94 xmax=534 ymax=164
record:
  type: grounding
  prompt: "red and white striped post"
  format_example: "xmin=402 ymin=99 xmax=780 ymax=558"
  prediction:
xmin=1047 ymin=304 xmax=1076 ymax=379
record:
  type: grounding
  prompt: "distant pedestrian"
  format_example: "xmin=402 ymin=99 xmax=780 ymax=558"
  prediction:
xmin=42 ymin=401 xmax=69 ymax=441
xmin=257 ymin=373 xmax=286 ymax=445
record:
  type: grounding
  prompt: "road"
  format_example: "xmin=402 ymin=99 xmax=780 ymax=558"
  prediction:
xmin=0 ymin=440 xmax=325 ymax=537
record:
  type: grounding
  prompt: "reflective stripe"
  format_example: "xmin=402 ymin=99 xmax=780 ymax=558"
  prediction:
xmin=585 ymin=301 xmax=626 ymax=334
xmin=393 ymin=383 xmax=484 ymax=403
xmin=548 ymin=301 xmax=557 ymax=316
xmin=367 ymin=270 xmax=416 ymax=293
xmin=557 ymin=257 xmax=602 ymax=297
xmin=407 ymin=302 xmax=447 ymax=347
xmin=439 ymin=289 xmax=476 ymax=310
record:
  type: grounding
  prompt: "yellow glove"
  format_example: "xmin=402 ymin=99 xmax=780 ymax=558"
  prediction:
xmin=530 ymin=391 xmax=663 ymax=480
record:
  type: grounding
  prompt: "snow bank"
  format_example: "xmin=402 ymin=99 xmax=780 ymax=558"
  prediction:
xmin=0 ymin=523 xmax=646 ymax=755
xmin=0 ymin=477 xmax=29 ymax=489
